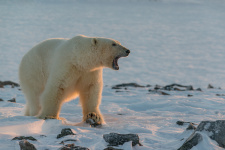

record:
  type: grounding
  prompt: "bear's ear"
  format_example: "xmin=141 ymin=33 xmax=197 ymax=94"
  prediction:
xmin=91 ymin=38 xmax=97 ymax=46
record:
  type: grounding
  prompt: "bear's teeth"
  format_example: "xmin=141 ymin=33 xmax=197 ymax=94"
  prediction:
xmin=113 ymin=57 xmax=120 ymax=70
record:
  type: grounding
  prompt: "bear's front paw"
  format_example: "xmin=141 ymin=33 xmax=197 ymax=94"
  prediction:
xmin=85 ymin=112 xmax=102 ymax=127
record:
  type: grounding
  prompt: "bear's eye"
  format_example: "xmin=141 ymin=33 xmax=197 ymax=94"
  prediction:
xmin=112 ymin=43 xmax=116 ymax=46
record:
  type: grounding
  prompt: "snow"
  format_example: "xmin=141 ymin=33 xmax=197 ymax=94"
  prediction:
xmin=1 ymin=0 xmax=225 ymax=149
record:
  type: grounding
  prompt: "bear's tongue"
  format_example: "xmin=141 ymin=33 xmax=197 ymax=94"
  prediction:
xmin=113 ymin=57 xmax=120 ymax=70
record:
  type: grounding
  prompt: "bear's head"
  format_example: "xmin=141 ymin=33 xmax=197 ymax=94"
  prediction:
xmin=91 ymin=37 xmax=130 ymax=71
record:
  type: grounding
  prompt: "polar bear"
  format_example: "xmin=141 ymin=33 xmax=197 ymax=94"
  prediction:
xmin=19 ymin=35 xmax=130 ymax=125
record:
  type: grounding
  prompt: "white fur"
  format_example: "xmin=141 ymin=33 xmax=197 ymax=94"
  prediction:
xmin=19 ymin=35 xmax=129 ymax=124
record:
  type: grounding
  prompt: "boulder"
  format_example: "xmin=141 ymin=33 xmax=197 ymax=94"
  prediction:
xmin=196 ymin=120 xmax=225 ymax=148
xmin=178 ymin=120 xmax=225 ymax=149
xmin=57 ymin=128 xmax=76 ymax=139
xmin=103 ymin=133 xmax=142 ymax=147
xmin=59 ymin=143 xmax=89 ymax=150
xmin=178 ymin=133 xmax=202 ymax=150
xmin=0 ymin=80 xmax=19 ymax=87
xmin=7 ymin=98 xmax=16 ymax=103
xmin=19 ymin=140 xmax=37 ymax=150
xmin=12 ymin=136 xmax=37 ymax=141
xmin=207 ymin=84 xmax=214 ymax=89
xmin=104 ymin=147 xmax=123 ymax=150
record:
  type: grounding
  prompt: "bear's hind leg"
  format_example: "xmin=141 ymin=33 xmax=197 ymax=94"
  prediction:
xmin=23 ymin=91 xmax=41 ymax=116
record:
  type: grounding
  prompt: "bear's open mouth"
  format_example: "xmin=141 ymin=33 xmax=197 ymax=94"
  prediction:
xmin=112 ymin=56 xmax=120 ymax=70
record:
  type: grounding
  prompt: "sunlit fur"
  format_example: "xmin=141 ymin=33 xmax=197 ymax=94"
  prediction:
xmin=19 ymin=35 xmax=129 ymax=124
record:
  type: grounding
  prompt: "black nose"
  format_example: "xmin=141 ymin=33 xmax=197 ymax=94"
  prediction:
xmin=126 ymin=50 xmax=130 ymax=54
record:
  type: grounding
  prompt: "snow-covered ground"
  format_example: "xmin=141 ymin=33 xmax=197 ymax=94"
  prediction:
xmin=1 ymin=0 xmax=225 ymax=149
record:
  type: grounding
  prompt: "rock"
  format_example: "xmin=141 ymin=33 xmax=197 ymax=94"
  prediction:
xmin=115 ymin=90 xmax=129 ymax=93
xmin=162 ymin=84 xmax=193 ymax=91
xmin=104 ymin=147 xmax=123 ymax=150
xmin=176 ymin=121 xmax=197 ymax=126
xmin=159 ymin=91 xmax=170 ymax=95
xmin=148 ymin=90 xmax=170 ymax=95
xmin=117 ymin=113 xmax=124 ymax=115
xmin=59 ymin=139 xmax=77 ymax=144
xmin=179 ymin=120 xmax=225 ymax=149
xmin=178 ymin=133 xmax=202 ymax=150
xmin=59 ymin=143 xmax=89 ymax=150
xmin=196 ymin=88 xmax=202 ymax=91
xmin=19 ymin=140 xmax=37 ymax=150
xmin=195 ymin=120 xmax=225 ymax=148
xmin=0 ymin=98 xmax=3 ymax=102
xmin=154 ymin=84 xmax=162 ymax=90
xmin=216 ymin=94 xmax=225 ymax=96
xmin=103 ymin=133 xmax=142 ymax=147
xmin=112 ymin=87 xmax=122 ymax=89
xmin=12 ymin=136 xmax=37 ymax=141
xmin=187 ymin=94 xmax=193 ymax=97
xmin=0 ymin=80 xmax=19 ymax=87
xmin=112 ymin=83 xmax=145 ymax=89
xmin=57 ymin=128 xmax=76 ymax=139
xmin=146 ymin=84 xmax=151 ymax=87
xmin=186 ymin=123 xmax=196 ymax=130
xmin=177 ymin=121 xmax=185 ymax=126
xmin=207 ymin=84 xmax=214 ymax=89
xmin=7 ymin=98 xmax=16 ymax=103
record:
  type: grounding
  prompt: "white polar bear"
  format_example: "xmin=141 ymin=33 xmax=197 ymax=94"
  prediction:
xmin=19 ymin=35 xmax=130 ymax=125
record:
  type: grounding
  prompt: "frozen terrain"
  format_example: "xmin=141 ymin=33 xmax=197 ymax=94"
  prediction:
xmin=1 ymin=0 xmax=225 ymax=149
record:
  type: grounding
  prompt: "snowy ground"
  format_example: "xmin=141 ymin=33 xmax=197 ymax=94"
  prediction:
xmin=1 ymin=0 xmax=225 ymax=149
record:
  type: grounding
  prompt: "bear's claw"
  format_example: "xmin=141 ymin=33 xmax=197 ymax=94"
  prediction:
xmin=86 ymin=112 xmax=102 ymax=127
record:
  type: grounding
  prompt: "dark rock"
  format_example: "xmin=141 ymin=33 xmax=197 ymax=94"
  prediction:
xmin=117 ymin=113 xmax=124 ymax=115
xmin=162 ymin=84 xmax=193 ymax=91
xmin=59 ymin=143 xmax=89 ymax=150
xmin=112 ymin=83 xmax=145 ymax=89
xmin=178 ymin=133 xmax=202 ymax=150
xmin=60 ymin=139 xmax=77 ymax=144
xmin=103 ymin=133 xmax=142 ymax=147
xmin=196 ymin=88 xmax=202 ymax=91
xmin=196 ymin=120 xmax=225 ymax=148
xmin=12 ymin=136 xmax=37 ymax=141
xmin=148 ymin=90 xmax=170 ymax=95
xmin=115 ymin=90 xmax=129 ymax=93
xmin=0 ymin=81 xmax=19 ymax=87
xmin=19 ymin=140 xmax=37 ymax=150
xmin=174 ymin=88 xmax=182 ymax=91
xmin=207 ymin=84 xmax=214 ymax=89
xmin=154 ymin=85 xmax=162 ymax=90
xmin=179 ymin=120 xmax=225 ymax=149
xmin=146 ymin=84 xmax=151 ymax=87
xmin=176 ymin=121 xmax=185 ymax=126
xmin=186 ymin=123 xmax=196 ymax=130
xmin=0 ymin=98 xmax=3 ymax=102
xmin=112 ymin=87 xmax=122 ymax=89
xmin=159 ymin=91 xmax=170 ymax=95
xmin=7 ymin=98 xmax=16 ymax=103
xmin=187 ymin=94 xmax=193 ymax=97
xmin=216 ymin=94 xmax=225 ymax=96
xmin=104 ymin=147 xmax=123 ymax=150
xmin=176 ymin=121 xmax=197 ymax=126
xmin=57 ymin=128 xmax=76 ymax=139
